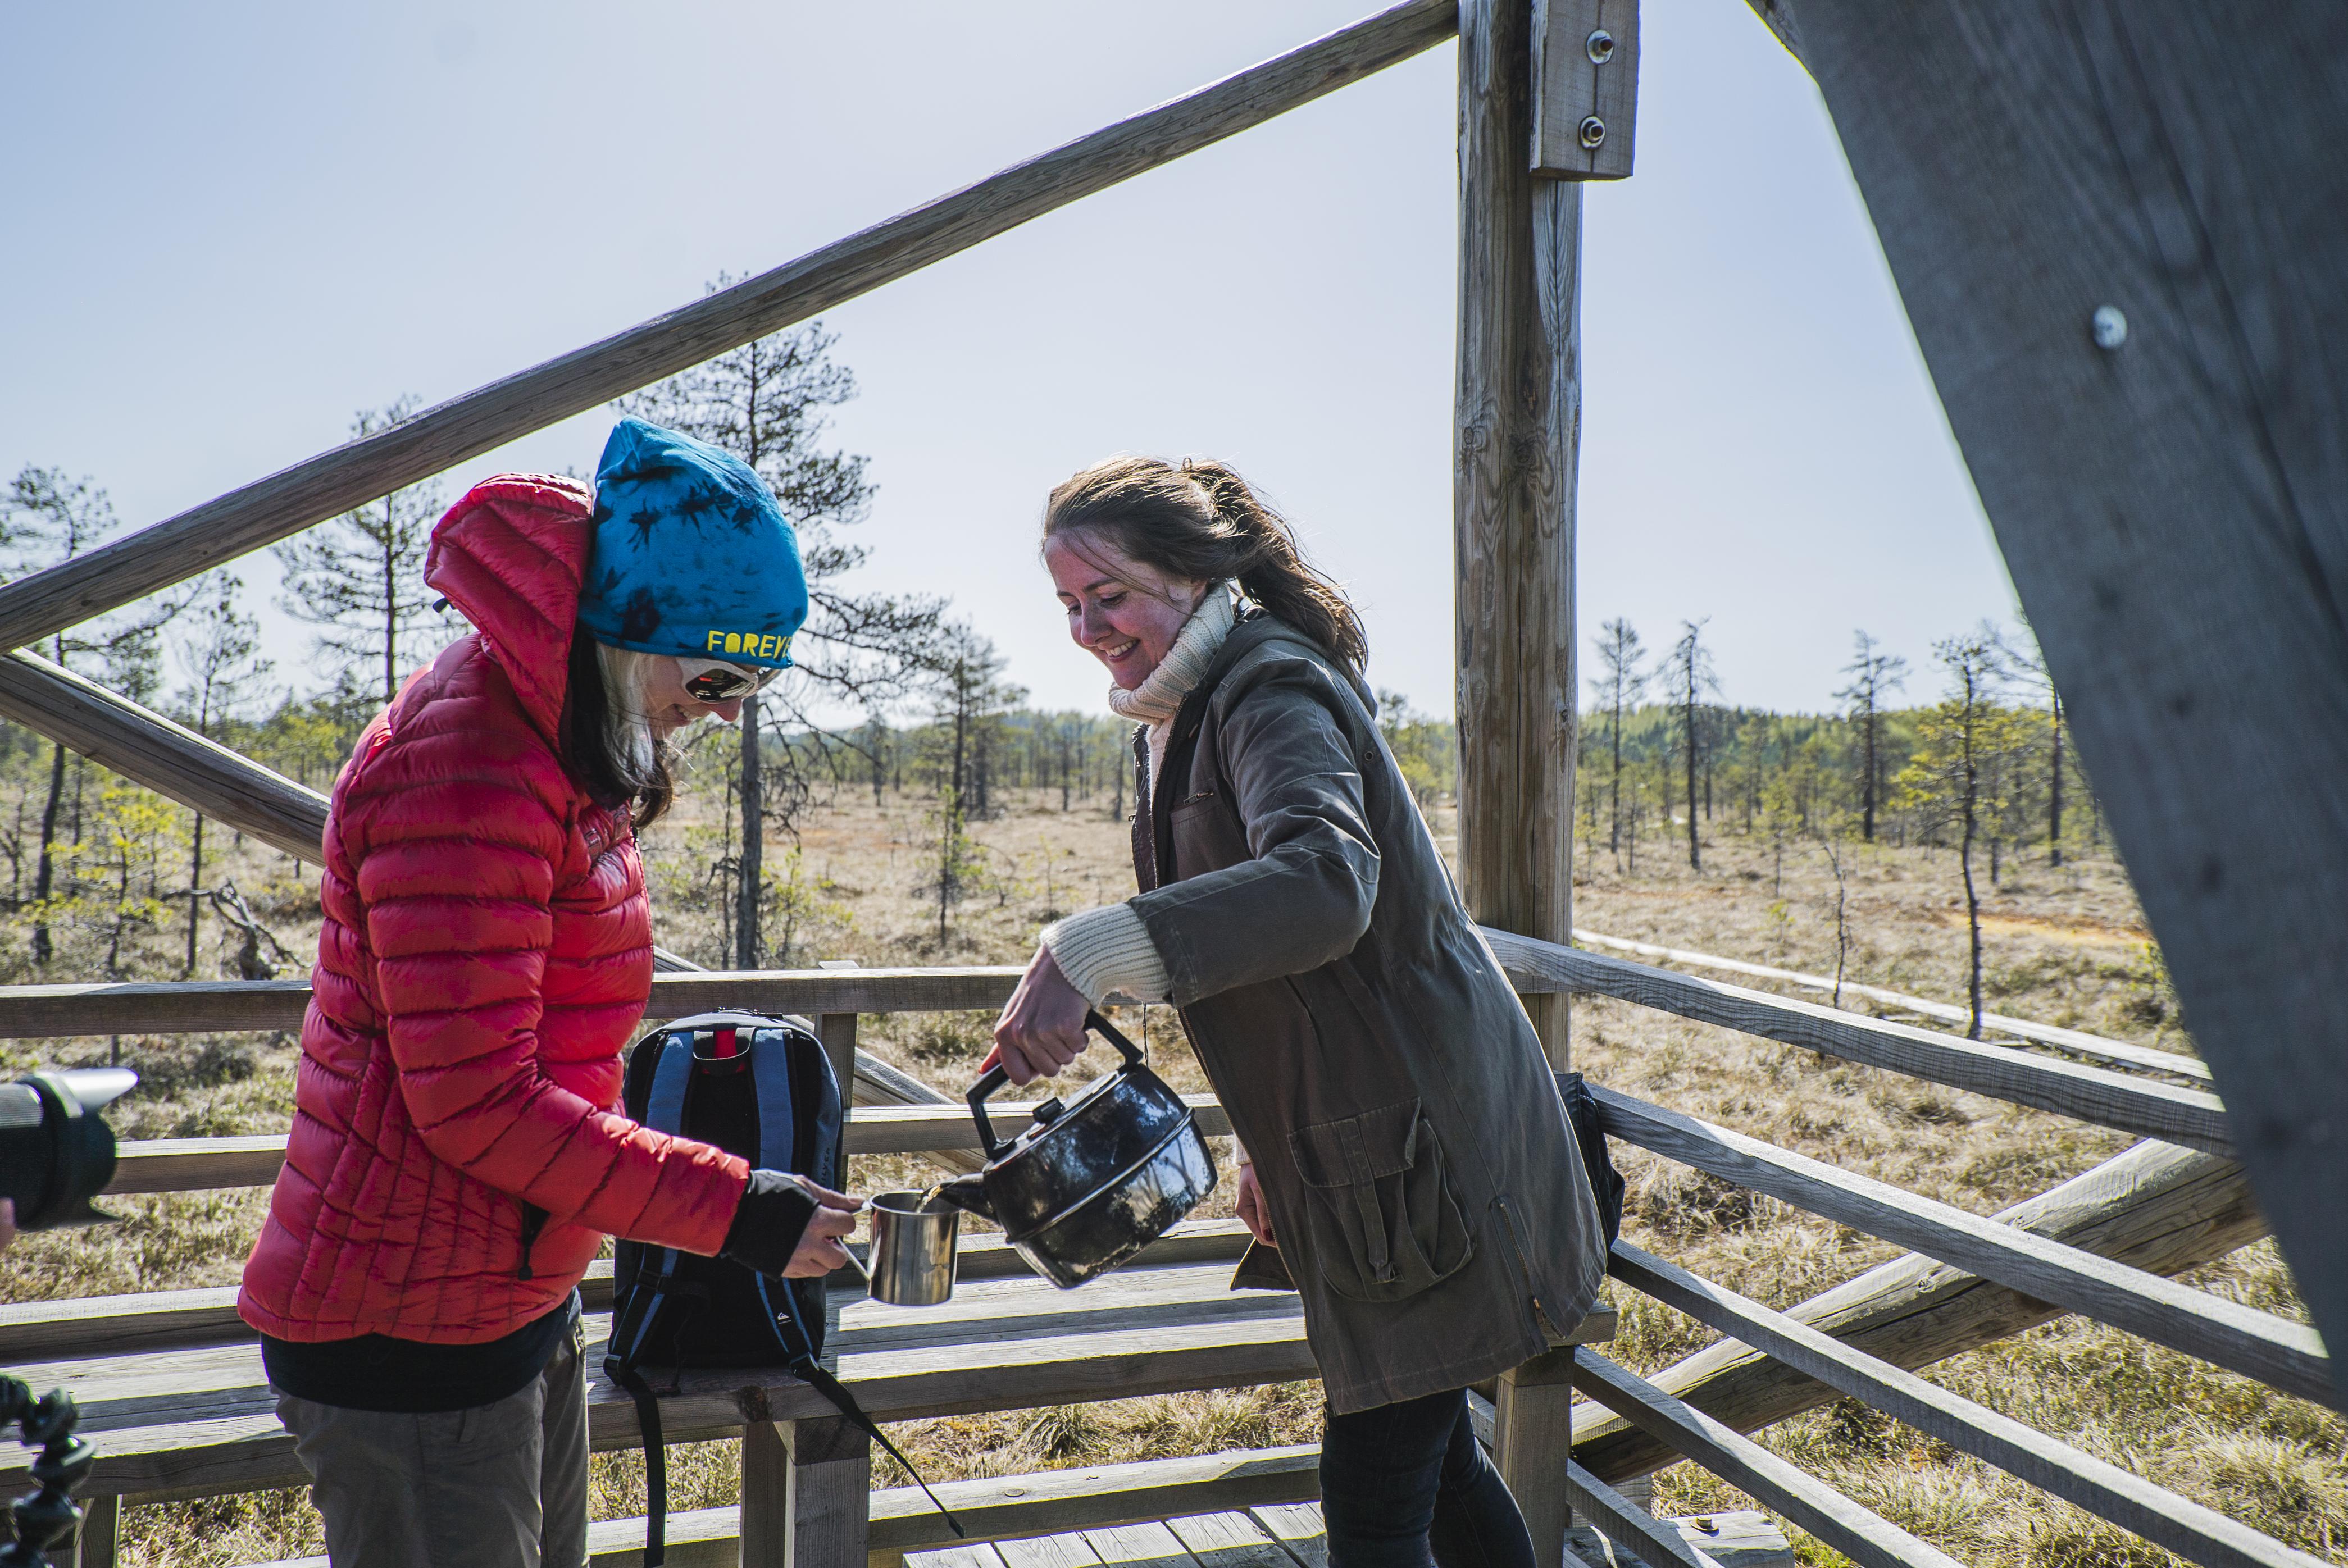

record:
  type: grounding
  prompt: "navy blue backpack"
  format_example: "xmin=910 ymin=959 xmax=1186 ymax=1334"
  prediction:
xmin=605 ymin=1010 xmax=958 ymax=1563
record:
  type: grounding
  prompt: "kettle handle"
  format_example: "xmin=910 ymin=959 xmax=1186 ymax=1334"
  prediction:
xmin=967 ymin=1011 xmax=1145 ymax=1161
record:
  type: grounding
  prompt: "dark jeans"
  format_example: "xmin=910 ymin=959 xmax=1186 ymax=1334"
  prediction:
xmin=1320 ymin=1388 xmax=1536 ymax=1568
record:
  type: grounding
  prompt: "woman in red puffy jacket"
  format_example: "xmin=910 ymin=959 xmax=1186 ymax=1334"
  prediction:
xmin=240 ymin=422 xmax=853 ymax=1568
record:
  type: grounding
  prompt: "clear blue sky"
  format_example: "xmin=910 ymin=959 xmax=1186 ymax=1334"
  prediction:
xmin=0 ymin=0 xmax=2016 ymax=723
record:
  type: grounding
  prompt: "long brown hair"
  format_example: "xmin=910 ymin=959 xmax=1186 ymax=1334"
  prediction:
xmin=1043 ymin=456 xmax=1367 ymax=671
xmin=558 ymin=622 xmax=676 ymax=829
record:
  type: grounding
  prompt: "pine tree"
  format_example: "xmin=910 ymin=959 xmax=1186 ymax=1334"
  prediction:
xmin=274 ymin=398 xmax=454 ymax=708
xmin=2 ymin=466 xmax=187 ymax=965
xmin=1667 ymin=621 xmax=1719 ymax=870
xmin=172 ymin=574 xmax=271 ymax=976
xmin=1895 ymin=631 xmax=2024 ymax=1037
xmin=922 ymin=625 xmax=1021 ymax=947
xmin=619 ymin=298 xmax=943 ymax=967
xmin=1589 ymin=619 xmax=1648 ymax=863
xmin=1836 ymin=631 xmax=1909 ymax=844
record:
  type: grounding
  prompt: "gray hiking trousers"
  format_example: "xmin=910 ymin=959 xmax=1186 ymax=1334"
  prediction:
xmin=274 ymin=1320 xmax=589 ymax=1568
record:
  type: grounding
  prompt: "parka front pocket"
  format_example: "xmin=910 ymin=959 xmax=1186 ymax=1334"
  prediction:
xmin=1289 ymin=1098 xmax=1475 ymax=1303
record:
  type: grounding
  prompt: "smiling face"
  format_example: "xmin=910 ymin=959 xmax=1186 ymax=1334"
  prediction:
xmin=1045 ymin=531 xmax=1206 ymax=690
xmin=634 ymin=655 xmax=744 ymax=741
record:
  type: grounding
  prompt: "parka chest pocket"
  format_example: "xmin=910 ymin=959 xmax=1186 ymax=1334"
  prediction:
xmin=1170 ymin=789 xmax=1248 ymax=876
xmin=1289 ymin=1098 xmax=1475 ymax=1303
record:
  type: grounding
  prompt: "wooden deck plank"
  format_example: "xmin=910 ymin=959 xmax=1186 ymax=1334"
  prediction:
xmin=7 ymin=1261 xmax=1303 ymax=1434
xmin=0 ymin=1223 xmax=1257 ymax=1363
xmin=1083 ymin=1521 xmax=1198 ymax=1568
xmin=994 ymin=1534 xmax=1105 ymax=1568
xmin=872 ymin=1449 xmax=1318 ymax=1558
xmin=11 ymin=1291 xmax=1619 ymax=1476
xmin=586 ymin=1447 xmax=1324 ymax=1567
xmin=0 ymin=1262 xmax=1321 ymax=1494
xmin=585 ymin=1505 xmax=742 ymax=1568
xmin=1245 ymin=1505 xmax=1328 ymax=1568
xmin=907 ymin=1547 xmax=1012 ymax=1568
xmin=1162 ymin=1514 xmax=1296 ymax=1568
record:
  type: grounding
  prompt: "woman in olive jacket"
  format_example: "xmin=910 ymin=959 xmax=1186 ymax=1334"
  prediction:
xmin=993 ymin=456 xmax=1608 ymax=1568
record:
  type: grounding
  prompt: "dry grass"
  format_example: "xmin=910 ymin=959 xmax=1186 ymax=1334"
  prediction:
xmin=1568 ymin=824 xmax=2342 ymax=1566
xmin=16 ymin=782 xmax=2341 ymax=1566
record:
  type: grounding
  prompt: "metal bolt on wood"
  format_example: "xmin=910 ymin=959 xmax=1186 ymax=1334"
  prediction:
xmin=1586 ymin=29 xmax=1614 ymax=62
xmin=1579 ymin=115 xmax=1608 ymax=148
xmin=2091 ymin=304 xmax=2128 ymax=349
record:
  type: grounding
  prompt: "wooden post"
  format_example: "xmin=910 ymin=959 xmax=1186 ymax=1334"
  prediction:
xmin=1455 ymin=0 xmax=1581 ymax=1073
xmin=73 ymin=1494 xmax=120 ymax=1568
xmin=1494 ymin=1347 xmax=1577 ymax=1553
xmin=1462 ymin=4 xmax=1601 ymax=1555
xmin=813 ymin=962 xmax=862 ymax=1095
xmin=739 ymin=1416 xmax=870 ymax=1567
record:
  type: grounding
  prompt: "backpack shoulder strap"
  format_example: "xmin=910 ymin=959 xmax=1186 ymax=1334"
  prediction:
xmin=745 ymin=1029 xmax=800 ymax=1174
xmin=643 ymin=1037 xmax=694 ymax=1136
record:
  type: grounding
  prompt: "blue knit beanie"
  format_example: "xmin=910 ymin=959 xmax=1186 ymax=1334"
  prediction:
xmin=578 ymin=418 xmax=809 ymax=669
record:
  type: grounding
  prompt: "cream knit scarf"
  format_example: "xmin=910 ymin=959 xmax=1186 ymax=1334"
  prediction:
xmin=1106 ymin=586 xmax=1237 ymax=792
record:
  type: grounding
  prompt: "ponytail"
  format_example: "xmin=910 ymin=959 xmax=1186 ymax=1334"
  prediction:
xmin=1042 ymin=456 xmax=1367 ymax=672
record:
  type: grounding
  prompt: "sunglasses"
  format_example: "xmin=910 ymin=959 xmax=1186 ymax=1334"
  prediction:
xmin=679 ymin=658 xmax=782 ymax=703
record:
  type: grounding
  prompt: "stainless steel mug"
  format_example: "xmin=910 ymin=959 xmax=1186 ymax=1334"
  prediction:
xmin=867 ymin=1189 xmax=960 ymax=1306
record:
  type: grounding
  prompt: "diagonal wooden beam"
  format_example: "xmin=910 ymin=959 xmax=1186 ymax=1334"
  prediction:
xmin=0 ymin=651 xmax=326 ymax=863
xmin=1609 ymin=1239 xmax=2332 ymax=1568
xmin=0 ymin=0 xmax=1458 ymax=653
xmin=1781 ymin=0 xmax=2348 ymax=1375
xmin=1596 ymin=1085 xmax=2334 ymax=1407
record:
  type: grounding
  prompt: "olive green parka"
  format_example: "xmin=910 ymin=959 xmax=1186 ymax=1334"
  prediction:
xmin=1129 ymin=612 xmax=1607 ymax=1413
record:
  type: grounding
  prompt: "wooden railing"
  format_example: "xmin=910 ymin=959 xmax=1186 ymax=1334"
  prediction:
xmin=40 ymin=929 xmax=2333 ymax=1568
xmin=0 ymin=0 xmax=2330 ymax=1560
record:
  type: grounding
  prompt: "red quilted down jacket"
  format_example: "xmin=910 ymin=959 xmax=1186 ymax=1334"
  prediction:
xmin=240 ymin=473 xmax=750 ymax=1344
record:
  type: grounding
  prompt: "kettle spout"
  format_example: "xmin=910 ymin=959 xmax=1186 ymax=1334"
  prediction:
xmin=931 ymin=1174 xmax=996 ymax=1222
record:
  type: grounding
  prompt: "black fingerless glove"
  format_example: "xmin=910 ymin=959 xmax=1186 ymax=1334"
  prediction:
xmin=718 ymin=1169 xmax=820 ymax=1277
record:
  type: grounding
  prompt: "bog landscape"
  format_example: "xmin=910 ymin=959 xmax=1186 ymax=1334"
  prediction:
xmin=8 ymin=5 xmax=2346 ymax=1567
xmin=0 ymin=502 xmax=2336 ymax=1564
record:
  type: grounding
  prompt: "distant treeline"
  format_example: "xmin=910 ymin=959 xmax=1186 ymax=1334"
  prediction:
xmin=1577 ymin=698 xmax=2094 ymax=873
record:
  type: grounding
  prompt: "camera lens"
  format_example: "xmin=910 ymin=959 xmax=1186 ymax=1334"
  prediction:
xmin=0 ymin=1070 xmax=135 ymax=1231
xmin=0 ymin=1084 xmax=41 ymax=1132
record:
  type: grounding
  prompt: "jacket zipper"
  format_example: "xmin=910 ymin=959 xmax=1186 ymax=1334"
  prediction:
xmin=1491 ymin=1194 xmax=1547 ymax=1325
xmin=517 ymin=1201 xmax=550 ymax=1280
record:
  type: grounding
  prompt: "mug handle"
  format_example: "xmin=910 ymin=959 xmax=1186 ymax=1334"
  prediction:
xmin=966 ymin=1011 xmax=1145 ymax=1160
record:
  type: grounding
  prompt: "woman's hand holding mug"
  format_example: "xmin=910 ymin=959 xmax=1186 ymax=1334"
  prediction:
xmin=785 ymin=1179 xmax=866 ymax=1278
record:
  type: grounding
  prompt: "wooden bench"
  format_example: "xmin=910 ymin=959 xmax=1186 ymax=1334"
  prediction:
xmin=0 ymin=955 xmax=1641 ymax=1568
xmin=1 ymin=1218 xmax=1614 ymax=1568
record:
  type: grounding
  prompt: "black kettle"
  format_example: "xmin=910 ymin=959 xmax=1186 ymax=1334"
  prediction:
xmin=935 ymin=1012 xmax=1217 ymax=1289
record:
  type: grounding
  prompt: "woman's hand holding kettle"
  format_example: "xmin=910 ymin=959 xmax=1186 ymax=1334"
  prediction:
xmin=990 ymin=943 xmax=1092 ymax=1085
